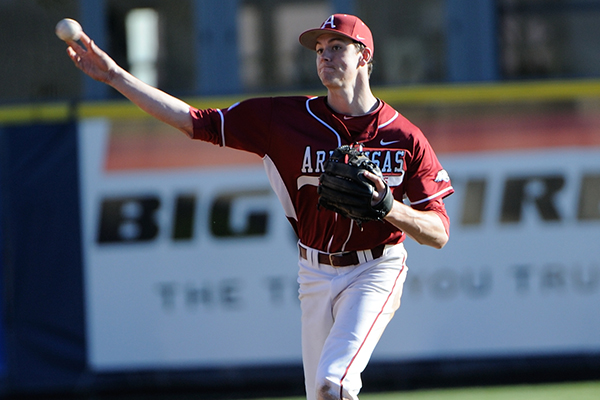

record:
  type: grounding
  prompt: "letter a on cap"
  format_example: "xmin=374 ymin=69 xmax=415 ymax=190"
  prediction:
xmin=321 ymin=15 xmax=336 ymax=29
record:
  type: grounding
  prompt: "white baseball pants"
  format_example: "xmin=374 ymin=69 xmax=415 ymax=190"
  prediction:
xmin=297 ymin=242 xmax=408 ymax=400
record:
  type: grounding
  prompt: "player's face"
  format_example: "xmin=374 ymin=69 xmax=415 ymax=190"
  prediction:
xmin=315 ymin=34 xmax=363 ymax=89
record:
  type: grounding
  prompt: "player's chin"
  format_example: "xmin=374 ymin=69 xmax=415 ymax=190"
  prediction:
xmin=318 ymin=74 xmax=342 ymax=89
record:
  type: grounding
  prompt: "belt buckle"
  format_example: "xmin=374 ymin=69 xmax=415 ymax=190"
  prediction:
xmin=328 ymin=251 xmax=349 ymax=267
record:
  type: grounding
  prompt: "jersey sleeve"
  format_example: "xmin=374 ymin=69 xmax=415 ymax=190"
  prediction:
xmin=189 ymin=106 xmax=224 ymax=145
xmin=190 ymin=97 xmax=274 ymax=157
xmin=403 ymin=129 xmax=454 ymax=209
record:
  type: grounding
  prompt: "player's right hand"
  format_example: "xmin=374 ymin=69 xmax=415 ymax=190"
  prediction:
xmin=66 ymin=32 xmax=120 ymax=85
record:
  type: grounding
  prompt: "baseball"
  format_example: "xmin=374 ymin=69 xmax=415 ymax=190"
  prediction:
xmin=55 ymin=18 xmax=82 ymax=42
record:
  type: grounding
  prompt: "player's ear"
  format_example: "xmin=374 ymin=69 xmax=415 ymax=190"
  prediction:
xmin=360 ymin=47 xmax=372 ymax=65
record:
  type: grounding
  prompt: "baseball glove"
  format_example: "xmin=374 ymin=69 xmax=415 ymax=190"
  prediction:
xmin=318 ymin=144 xmax=394 ymax=226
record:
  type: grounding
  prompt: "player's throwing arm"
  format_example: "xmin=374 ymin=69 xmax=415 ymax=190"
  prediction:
xmin=56 ymin=18 xmax=193 ymax=136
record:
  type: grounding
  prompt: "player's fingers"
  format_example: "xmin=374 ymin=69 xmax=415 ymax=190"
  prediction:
xmin=66 ymin=46 xmax=76 ymax=60
xmin=363 ymin=171 xmax=387 ymax=203
xmin=66 ymin=47 xmax=85 ymax=70
xmin=77 ymin=31 xmax=92 ymax=49
xmin=88 ymin=39 xmax=102 ymax=56
xmin=67 ymin=39 xmax=86 ymax=58
xmin=363 ymin=171 xmax=385 ymax=190
xmin=66 ymin=46 xmax=79 ymax=61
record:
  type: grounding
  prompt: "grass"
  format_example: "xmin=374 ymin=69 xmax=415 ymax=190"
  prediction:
xmin=362 ymin=381 xmax=600 ymax=400
xmin=251 ymin=380 xmax=600 ymax=400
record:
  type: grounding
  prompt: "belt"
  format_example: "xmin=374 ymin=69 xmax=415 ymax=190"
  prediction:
xmin=298 ymin=244 xmax=386 ymax=267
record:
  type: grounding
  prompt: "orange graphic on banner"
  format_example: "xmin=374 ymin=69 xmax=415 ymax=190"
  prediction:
xmin=103 ymin=109 xmax=600 ymax=172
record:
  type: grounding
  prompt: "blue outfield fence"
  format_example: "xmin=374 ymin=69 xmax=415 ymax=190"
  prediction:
xmin=0 ymin=122 xmax=87 ymax=393
xmin=0 ymin=138 xmax=5 ymax=382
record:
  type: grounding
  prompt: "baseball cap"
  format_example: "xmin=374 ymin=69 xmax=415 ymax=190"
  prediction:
xmin=299 ymin=14 xmax=374 ymax=55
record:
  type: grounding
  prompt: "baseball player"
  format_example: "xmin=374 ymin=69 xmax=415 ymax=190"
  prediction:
xmin=65 ymin=14 xmax=453 ymax=400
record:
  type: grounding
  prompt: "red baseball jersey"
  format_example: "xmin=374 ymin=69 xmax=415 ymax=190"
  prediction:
xmin=190 ymin=96 xmax=453 ymax=253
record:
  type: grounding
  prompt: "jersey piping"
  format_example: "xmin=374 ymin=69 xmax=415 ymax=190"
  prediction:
xmin=377 ymin=110 xmax=399 ymax=129
xmin=263 ymin=155 xmax=298 ymax=221
xmin=340 ymin=220 xmax=353 ymax=252
xmin=217 ymin=109 xmax=226 ymax=146
xmin=306 ymin=97 xmax=342 ymax=147
xmin=409 ymin=186 xmax=455 ymax=206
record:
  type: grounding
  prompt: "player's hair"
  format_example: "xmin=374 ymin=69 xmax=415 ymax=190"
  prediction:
xmin=353 ymin=42 xmax=374 ymax=77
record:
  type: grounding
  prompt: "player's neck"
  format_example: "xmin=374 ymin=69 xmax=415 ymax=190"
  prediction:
xmin=326 ymin=84 xmax=378 ymax=117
